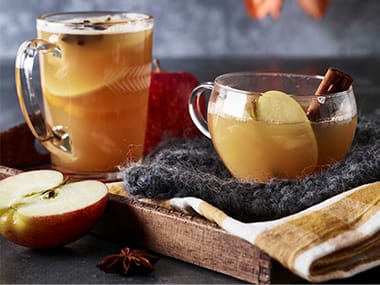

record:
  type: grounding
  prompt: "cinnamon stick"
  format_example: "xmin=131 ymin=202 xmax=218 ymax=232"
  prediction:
xmin=306 ymin=67 xmax=353 ymax=121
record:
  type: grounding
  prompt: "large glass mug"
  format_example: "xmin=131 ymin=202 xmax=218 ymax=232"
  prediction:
xmin=15 ymin=12 xmax=154 ymax=180
xmin=189 ymin=72 xmax=357 ymax=183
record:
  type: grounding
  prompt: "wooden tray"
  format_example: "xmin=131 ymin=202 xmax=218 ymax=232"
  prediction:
xmin=0 ymin=123 xmax=300 ymax=284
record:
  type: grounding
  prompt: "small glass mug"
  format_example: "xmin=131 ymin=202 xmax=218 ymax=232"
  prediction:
xmin=189 ymin=72 xmax=357 ymax=183
xmin=16 ymin=12 xmax=154 ymax=181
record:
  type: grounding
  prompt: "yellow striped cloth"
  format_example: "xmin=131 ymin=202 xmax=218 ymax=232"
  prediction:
xmin=107 ymin=181 xmax=380 ymax=282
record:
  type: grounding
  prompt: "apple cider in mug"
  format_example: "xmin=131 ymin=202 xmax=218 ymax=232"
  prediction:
xmin=190 ymin=72 xmax=357 ymax=183
xmin=207 ymin=90 xmax=357 ymax=183
xmin=37 ymin=15 xmax=153 ymax=173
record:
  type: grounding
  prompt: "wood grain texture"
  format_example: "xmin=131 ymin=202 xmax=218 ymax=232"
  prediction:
xmin=92 ymin=193 xmax=272 ymax=284
xmin=0 ymin=165 xmax=22 ymax=180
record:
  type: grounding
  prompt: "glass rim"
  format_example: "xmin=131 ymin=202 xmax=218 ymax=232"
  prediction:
xmin=36 ymin=11 xmax=153 ymax=33
xmin=214 ymin=71 xmax=353 ymax=98
xmin=37 ymin=11 xmax=153 ymax=23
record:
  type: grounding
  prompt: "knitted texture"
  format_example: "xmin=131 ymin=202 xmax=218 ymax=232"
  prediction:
xmin=123 ymin=110 xmax=380 ymax=222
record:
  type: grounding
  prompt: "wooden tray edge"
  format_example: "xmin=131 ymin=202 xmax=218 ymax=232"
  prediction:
xmin=92 ymin=193 xmax=272 ymax=284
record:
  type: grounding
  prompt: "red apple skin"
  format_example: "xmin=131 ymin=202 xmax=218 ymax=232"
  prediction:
xmin=0 ymin=194 xmax=108 ymax=249
xmin=144 ymin=71 xmax=203 ymax=154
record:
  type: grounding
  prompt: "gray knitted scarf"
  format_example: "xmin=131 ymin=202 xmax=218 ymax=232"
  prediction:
xmin=123 ymin=110 xmax=380 ymax=222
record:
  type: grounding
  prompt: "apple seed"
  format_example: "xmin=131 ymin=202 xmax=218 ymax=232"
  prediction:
xmin=22 ymin=177 xmax=69 ymax=200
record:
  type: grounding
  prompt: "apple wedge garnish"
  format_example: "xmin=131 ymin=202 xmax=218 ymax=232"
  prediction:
xmin=255 ymin=90 xmax=309 ymax=123
xmin=0 ymin=170 xmax=108 ymax=249
xmin=253 ymin=90 xmax=319 ymax=179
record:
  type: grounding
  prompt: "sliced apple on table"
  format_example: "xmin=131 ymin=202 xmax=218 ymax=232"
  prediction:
xmin=0 ymin=170 xmax=108 ymax=249
xmin=253 ymin=90 xmax=319 ymax=179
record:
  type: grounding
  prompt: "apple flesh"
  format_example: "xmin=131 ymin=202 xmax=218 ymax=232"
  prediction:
xmin=0 ymin=170 xmax=108 ymax=249
xmin=255 ymin=90 xmax=311 ymax=123
xmin=251 ymin=90 xmax=318 ymax=178
xmin=144 ymin=62 xmax=203 ymax=154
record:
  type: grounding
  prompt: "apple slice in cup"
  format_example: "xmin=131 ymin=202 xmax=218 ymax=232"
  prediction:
xmin=0 ymin=170 xmax=108 ymax=249
xmin=252 ymin=90 xmax=319 ymax=179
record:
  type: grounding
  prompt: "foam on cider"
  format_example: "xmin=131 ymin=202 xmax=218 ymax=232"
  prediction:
xmin=37 ymin=13 xmax=153 ymax=35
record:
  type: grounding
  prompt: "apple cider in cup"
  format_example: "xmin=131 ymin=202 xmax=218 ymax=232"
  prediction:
xmin=311 ymin=117 xmax=357 ymax=168
xmin=208 ymin=90 xmax=357 ymax=183
xmin=37 ymin=14 xmax=153 ymax=173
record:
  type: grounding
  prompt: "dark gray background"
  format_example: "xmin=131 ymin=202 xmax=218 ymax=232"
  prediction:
xmin=1 ymin=0 xmax=379 ymax=59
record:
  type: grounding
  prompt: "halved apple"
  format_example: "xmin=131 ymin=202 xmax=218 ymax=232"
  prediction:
xmin=0 ymin=170 xmax=108 ymax=249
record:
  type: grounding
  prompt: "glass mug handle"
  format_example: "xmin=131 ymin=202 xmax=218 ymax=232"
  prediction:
xmin=15 ymin=39 xmax=71 ymax=153
xmin=188 ymin=82 xmax=214 ymax=139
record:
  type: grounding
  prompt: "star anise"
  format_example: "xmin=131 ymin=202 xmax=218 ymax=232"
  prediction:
xmin=97 ymin=246 xmax=158 ymax=276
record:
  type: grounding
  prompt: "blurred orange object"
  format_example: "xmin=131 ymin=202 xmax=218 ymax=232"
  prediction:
xmin=297 ymin=0 xmax=330 ymax=19
xmin=245 ymin=0 xmax=330 ymax=20
xmin=244 ymin=0 xmax=283 ymax=20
